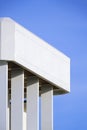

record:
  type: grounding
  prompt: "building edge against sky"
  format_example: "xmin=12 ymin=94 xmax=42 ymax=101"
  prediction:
xmin=0 ymin=17 xmax=70 ymax=130
xmin=0 ymin=17 xmax=70 ymax=94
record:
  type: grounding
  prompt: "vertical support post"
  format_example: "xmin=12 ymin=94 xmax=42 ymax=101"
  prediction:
xmin=27 ymin=76 xmax=39 ymax=130
xmin=0 ymin=61 xmax=8 ymax=130
xmin=41 ymin=84 xmax=53 ymax=130
xmin=11 ymin=69 xmax=24 ymax=130
xmin=8 ymin=94 xmax=11 ymax=130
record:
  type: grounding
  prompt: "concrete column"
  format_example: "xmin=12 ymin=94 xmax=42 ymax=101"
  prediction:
xmin=27 ymin=76 xmax=39 ymax=130
xmin=11 ymin=69 xmax=24 ymax=130
xmin=0 ymin=61 xmax=8 ymax=130
xmin=41 ymin=84 xmax=53 ymax=130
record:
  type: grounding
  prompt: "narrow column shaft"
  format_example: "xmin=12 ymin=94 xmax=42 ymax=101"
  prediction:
xmin=27 ymin=77 xmax=39 ymax=130
xmin=11 ymin=69 xmax=24 ymax=130
xmin=41 ymin=85 xmax=53 ymax=130
xmin=0 ymin=61 xmax=8 ymax=130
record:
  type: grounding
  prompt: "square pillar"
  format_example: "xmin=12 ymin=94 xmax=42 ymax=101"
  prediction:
xmin=27 ymin=76 xmax=39 ymax=130
xmin=11 ymin=69 xmax=24 ymax=130
xmin=41 ymin=84 xmax=53 ymax=130
xmin=0 ymin=61 xmax=8 ymax=130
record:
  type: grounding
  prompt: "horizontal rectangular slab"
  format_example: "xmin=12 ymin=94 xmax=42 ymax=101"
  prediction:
xmin=0 ymin=17 xmax=70 ymax=93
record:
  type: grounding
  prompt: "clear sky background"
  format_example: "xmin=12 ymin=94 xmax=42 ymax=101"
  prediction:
xmin=0 ymin=0 xmax=87 ymax=129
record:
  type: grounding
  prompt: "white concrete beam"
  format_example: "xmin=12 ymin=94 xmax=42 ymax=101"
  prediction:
xmin=41 ymin=85 xmax=53 ymax=130
xmin=0 ymin=61 xmax=8 ymax=130
xmin=11 ymin=69 xmax=24 ymax=130
xmin=0 ymin=18 xmax=70 ymax=93
xmin=27 ymin=77 xmax=39 ymax=130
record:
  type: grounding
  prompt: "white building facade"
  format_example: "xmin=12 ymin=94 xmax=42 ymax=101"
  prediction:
xmin=0 ymin=18 xmax=70 ymax=130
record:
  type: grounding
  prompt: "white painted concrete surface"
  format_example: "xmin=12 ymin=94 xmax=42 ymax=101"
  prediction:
xmin=23 ymin=112 xmax=26 ymax=130
xmin=0 ymin=61 xmax=8 ymax=130
xmin=27 ymin=77 xmax=39 ymax=130
xmin=8 ymin=110 xmax=26 ymax=130
xmin=0 ymin=17 xmax=70 ymax=130
xmin=0 ymin=17 xmax=70 ymax=93
xmin=11 ymin=69 xmax=24 ymax=130
xmin=41 ymin=85 xmax=53 ymax=130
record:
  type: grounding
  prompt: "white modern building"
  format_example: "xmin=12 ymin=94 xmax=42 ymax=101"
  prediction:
xmin=0 ymin=18 xmax=70 ymax=130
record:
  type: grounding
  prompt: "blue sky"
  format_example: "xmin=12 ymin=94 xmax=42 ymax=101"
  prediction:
xmin=0 ymin=0 xmax=87 ymax=129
